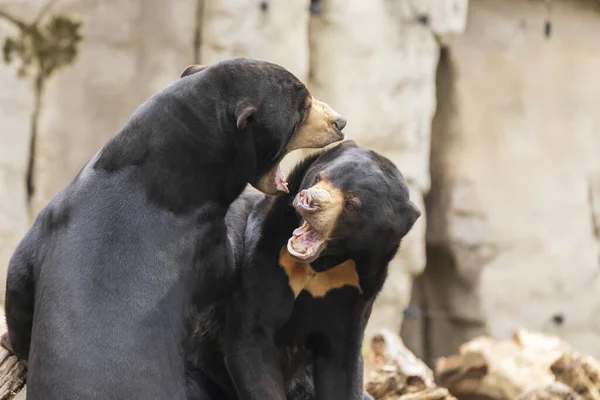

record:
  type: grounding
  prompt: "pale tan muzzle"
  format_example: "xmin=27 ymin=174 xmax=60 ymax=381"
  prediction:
xmin=286 ymin=98 xmax=346 ymax=151
xmin=295 ymin=179 xmax=345 ymax=238
xmin=255 ymin=97 xmax=346 ymax=195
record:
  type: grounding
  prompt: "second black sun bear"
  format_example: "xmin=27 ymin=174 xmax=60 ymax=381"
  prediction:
xmin=3 ymin=58 xmax=346 ymax=400
xmin=186 ymin=140 xmax=421 ymax=400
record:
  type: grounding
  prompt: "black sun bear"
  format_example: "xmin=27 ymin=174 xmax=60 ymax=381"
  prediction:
xmin=3 ymin=58 xmax=346 ymax=400
xmin=186 ymin=140 xmax=421 ymax=400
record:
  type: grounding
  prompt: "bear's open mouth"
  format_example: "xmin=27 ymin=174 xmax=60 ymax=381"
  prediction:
xmin=287 ymin=220 xmax=325 ymax=262
xmin=275 ymin=165 xmax=289 ymax=194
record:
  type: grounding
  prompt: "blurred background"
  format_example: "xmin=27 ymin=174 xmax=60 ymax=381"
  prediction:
xmin=1 ymin=0 xmax=599 ymax=369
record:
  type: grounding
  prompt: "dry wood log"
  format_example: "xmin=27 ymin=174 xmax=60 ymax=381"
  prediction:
xmin=551 ymin=352 xmax=600 ymax=399
xmin=516 ymin=382 xmax=582 ymax=400
xmin=11 ymin=389 xmax=25 ymax=400
xmin=363 ymin=329 xmax=456 ymax=400
xmin=0 ymin=339 xmax=26 ymax=400
xmin=435 ymin=329 xmax=600 ymax=400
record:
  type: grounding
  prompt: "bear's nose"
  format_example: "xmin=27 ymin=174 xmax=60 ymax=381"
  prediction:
xmin=298 ymin=190 xmax=314 ymax=209
xmin=333 ymin=117 xmax=347 ymax=131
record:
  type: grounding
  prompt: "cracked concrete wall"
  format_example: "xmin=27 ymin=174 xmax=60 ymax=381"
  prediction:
xmin=403 ymin=0 xmax=600 ymax=362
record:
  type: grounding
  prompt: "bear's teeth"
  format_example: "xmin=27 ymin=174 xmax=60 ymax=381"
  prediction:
xmin=291 ymin=241 xmax=307 ymax=253
xmin=275 ymin=165 xmax=289 ymax=193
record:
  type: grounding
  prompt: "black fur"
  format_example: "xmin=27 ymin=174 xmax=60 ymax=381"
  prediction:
xmin=187 ymin=141 xmax=421 ymax=400
xmin=4 ymin=57 xmax=315 ymax=400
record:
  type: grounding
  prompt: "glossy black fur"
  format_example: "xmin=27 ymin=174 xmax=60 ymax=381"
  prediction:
xmin=186 ymin=141 xmax=421 ymax=400
xmin=4 ymin=58 xmax=312 ymax=400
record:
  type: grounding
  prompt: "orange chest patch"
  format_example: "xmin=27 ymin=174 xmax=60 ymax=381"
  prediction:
xmin=278 ymin=248 xmax=362 ymax=298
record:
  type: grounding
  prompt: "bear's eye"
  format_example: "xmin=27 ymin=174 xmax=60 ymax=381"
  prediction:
xmin=344 ymin=197 xmax=360 ymax=211
xmin=314 ymin=174 xmax=322 ymax=183
xmin=297 ymin=101 xmax=311 ymax=127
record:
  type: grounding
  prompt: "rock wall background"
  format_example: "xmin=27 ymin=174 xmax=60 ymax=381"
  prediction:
xmin=402 ymin=0 xmax=600 ymax=365
xmin=1 ymin=0 xmax=600 ymax=362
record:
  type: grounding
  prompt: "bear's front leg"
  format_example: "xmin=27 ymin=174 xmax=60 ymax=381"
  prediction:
xmin=312 ymin=298 xmax=373 ymax=400
xmin=312 ymin=345 xmax=365 ymax=400
xmin=223 ymin=292 xmax=286 ymax=400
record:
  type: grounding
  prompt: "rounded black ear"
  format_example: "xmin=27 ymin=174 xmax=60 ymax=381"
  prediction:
xmin=236 ymin=106 xmax=257 ymax=131
xmin=406 ymin=202 xmax=422 ymax=229
xmin=180 ymin=64 xmax=207 ymax=78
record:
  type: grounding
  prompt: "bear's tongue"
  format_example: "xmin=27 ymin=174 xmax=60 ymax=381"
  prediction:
xmin=275 ymin=165 xmax=289 ymax=194
xmin=287 ymin=220 xmax=324 ymax=261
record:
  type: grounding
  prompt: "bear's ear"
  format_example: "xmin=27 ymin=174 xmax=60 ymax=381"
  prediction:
xmin=403 ymin=201 xmax=422 ymax=232
xmin=235 ymin=105 xmax=257 ymax=131
xmin=180 ymin=64 xmax=207 ymax=78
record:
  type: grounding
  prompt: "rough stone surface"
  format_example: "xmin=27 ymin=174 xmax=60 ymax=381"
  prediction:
xmin=307 ymin=0 xmax=467 ymax=337
xmin=200 ymin=0 xmax=309 ymax=80
xmin=405 ymin=0 xmax=600 ymax=362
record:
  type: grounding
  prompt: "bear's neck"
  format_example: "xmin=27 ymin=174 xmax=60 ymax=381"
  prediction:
xmin=95 ymin=81 xmax=252 ymax=213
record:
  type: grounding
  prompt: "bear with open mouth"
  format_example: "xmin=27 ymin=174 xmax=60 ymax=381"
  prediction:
xmin=187 ymin=140 xmax=421 ymax=400
xmin=3 ymin=58 xmax=346 ymax=400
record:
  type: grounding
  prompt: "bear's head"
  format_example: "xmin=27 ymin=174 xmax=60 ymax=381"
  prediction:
xmin=180 ymin=58 xmax=346 ymax=195
xmin=287 ymin=140 xmax=421 ymax=265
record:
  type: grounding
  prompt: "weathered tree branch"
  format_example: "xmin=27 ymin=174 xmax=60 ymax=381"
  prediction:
xmin=0 ymin=10 xmax=28 ymax=30
xmin=0 ymin=341 xmax=26 ymax=400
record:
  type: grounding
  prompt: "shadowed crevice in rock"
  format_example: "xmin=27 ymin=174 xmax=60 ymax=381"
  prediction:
xmin=401 ymin=47 xmax=488 ymax=368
